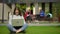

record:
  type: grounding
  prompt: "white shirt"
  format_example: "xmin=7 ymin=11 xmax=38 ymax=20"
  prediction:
xmin=8 ymin=15 xmax=26 ymax=25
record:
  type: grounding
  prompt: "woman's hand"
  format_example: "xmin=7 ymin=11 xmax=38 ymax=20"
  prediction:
xmin=16 ymin=29 xmax=22 ymax=33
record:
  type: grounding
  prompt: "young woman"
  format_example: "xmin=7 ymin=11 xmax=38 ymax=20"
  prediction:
xmin=7 ymin=7 xmax=28 ymax=33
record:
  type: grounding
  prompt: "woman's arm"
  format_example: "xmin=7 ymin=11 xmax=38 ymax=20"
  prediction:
xmin=20 ymin=23 xmax=28 ymax=31
xmin=21 ymin=16 xmax=27 ymax=24
xmin=7 ymin=15 xmax=16 ymax=32
xmin=16 ymin=23 xmax=28 ymax=33
xmin=8 ymin=15 xmax=12 ymax=25
xmin=16 ymin=16 xmax=28 ymax=33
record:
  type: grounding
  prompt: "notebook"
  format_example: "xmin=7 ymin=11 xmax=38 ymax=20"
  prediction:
xmin=12 ymin=19 xmax=24 ymax=26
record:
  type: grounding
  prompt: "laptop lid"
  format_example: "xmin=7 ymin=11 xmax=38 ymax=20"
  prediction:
xmin=12 ymin=19 xmax=24 ymax=26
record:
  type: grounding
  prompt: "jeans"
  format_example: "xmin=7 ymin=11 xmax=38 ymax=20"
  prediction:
xmin=7 ymin=23 xmax=28 ymax=32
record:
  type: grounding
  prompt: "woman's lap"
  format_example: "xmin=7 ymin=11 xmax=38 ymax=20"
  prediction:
xmin=7 ymin=24 xmax=28 ymax=32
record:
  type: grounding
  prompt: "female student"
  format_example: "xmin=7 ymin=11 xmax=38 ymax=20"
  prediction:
xmin=7 ymin=7 xmax=28 ymax=33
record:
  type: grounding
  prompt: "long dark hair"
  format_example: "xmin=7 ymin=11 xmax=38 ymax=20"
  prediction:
xmin=13 ymin=7 xmax=22 ymax=16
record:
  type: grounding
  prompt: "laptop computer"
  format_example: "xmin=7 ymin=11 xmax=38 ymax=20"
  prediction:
xmin=12 ymin=19 xmax=24 ymax=26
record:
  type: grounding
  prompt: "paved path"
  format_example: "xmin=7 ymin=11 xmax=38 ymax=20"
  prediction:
xmin=0 ymin=24 xmax=60 ymax=26
xmin=0 ymin=24 xmax=6 ymax=26
xmin=28 ymin=24 xmax=60 ymax=26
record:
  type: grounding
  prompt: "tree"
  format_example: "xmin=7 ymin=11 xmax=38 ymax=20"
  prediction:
xmin=56 ymin=3 xmax=60 ymax=22
xmin=16 ymin=3 xmax=26 ymax=15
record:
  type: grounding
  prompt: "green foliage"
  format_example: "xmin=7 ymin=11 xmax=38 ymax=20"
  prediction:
xmin=16 ymin=3 xmax=34 ymax=10
xmin=30 ymin=5 xmax=34 ymax=10
xmin=52 ymin=3 xmax=60 ymax=17
xmin=56 ymin=3 xmax=60 ymax=15
xmin=16 ymin=3 xmax=26 ymax=15
xmin=16 ymin=3 xmax=26 ymax=10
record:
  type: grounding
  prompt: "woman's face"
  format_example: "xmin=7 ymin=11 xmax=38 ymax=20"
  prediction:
xmin=15 ymin=9 xmax=19 ymax=15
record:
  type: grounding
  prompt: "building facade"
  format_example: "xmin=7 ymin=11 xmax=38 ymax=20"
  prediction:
xmin=0 ymin=0 xmax=60 ymax=23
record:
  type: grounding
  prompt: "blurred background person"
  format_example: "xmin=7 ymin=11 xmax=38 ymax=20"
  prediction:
xmin=24 ymin=8 xmax=32 ymax=24
xmin=39 ymin=10 xmax=45 ymax=21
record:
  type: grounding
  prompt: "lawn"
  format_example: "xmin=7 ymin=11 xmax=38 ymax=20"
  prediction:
xmin=0 ymin=26 xmax=60 ymax=34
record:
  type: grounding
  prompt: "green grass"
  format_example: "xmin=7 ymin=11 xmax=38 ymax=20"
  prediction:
xmin=0 ymin=26 xmax=60 ymax=34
